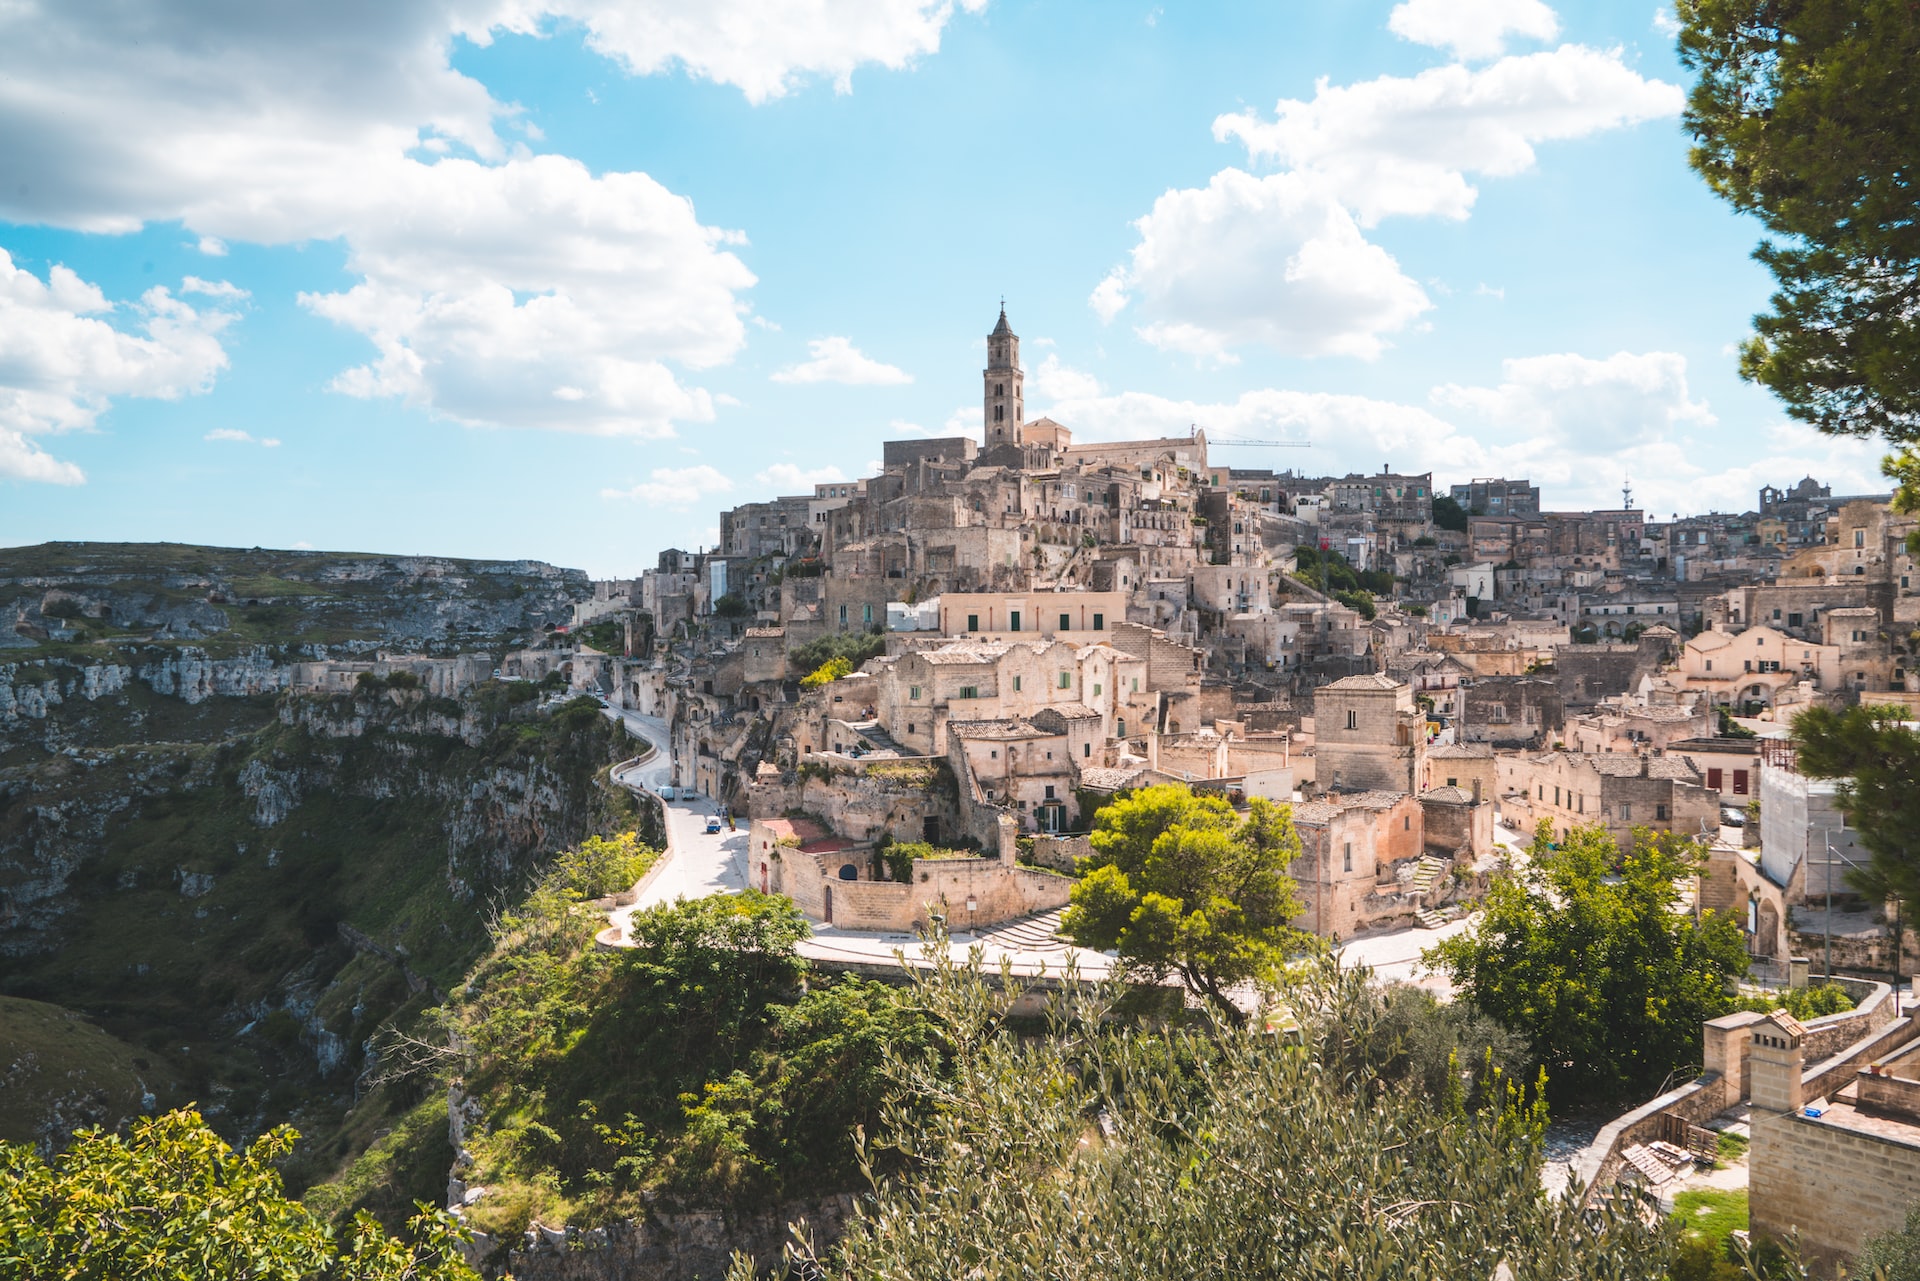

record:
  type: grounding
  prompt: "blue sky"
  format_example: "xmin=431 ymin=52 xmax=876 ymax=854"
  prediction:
xmin=0 ymin=0 xmax=1888 ymax=577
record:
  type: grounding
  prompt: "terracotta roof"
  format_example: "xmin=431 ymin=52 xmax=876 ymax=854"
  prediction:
xmin=951 ymin=719 xmax=1048 ymax=741
xmin=744 ymin=627 xmax=785 ymax=638
xmin=1420 ymin=785 xmax=1475 ymax=804
xmin=1581 ymin=752 xmax=1700 ymax=781
xmin=1079 ymin=765 xmax=1150 ymax=791
xmin=1428 ymin=743 xmax=1494 ymax=759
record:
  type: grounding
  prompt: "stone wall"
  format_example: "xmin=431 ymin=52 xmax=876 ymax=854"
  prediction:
xmin=468 ymin=1196 xmax=854 ymax=1281
xmin=778 ymin=847 xmax=1070 ymax=933
xmin=1750 ymin=1107 xmax=1920 ymax=1273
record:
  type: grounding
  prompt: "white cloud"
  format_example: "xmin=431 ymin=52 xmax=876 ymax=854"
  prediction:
xmin=496 ymin=0 xmax=990 ymax=104
xmin=0 ymin=1 xmax=983 ymax=439
xmin=0 ymin=250 xmax=236 ymax=485
xmin=770 ymin=336 xmax=913 ymax=386
xmin=182 ymin=277 xmax=249 ymax=300
xmin=1432 ymin=350 xmax=1713 ymax=451
xmin=1098 ymin=169 xmax=1431 ymax=359
xmin=204 ymin=428 xmax=280 ymax=446
xmin=1029 ymin=353 xmax=1104 ymax=400
xmin=292 ymin=540 xmax=314 ymax=549
xmin=1387 ymin=0 xmax=1558 ymax=61
xmin=601 ymin=463 xmax=735 ymax=506
xmin=1213 ymin=46 xmax=1683 ymax=226
xmin=1652 ymin=8 xmax=1682 ymax=38
xmin=755 ymin=462 xmax=847 ymax=491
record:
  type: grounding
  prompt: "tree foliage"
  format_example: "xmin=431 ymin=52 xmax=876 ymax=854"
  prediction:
xmin=0 ymin=1109 xmax=475 ymax=1281
xmin=1794 ymin=704 xmax=1920 ymax=921
xmin=1427 ymin=823 xmax=1750 ymax=1102
xmin=1857 ymin=1202 xmax=1920 ymax=1281
xmin=1063 ymin=785 xmax=1305 ymax=1020
xmin=730 ymin=949 xmax=1674 ymax=1281
xmin=1677 ymin=0 xmax=1920 ymax=451
xmin=1432 ymin=493 xmax=1470 ymax=532
xmin=790 ymin=631 xmax=887 ymax=675
xmin=800 ymin=655 xmax=853 ymax=690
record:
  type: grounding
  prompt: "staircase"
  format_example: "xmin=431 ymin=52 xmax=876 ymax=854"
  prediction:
xmin=1409 ymin=855 xmax=1447 ymax=895
xmin=972 ymin=908 xmax=1071 ymax=950
xmin=1414 ymin=905 xmax=1459 ymax=930
xmin=849 ymin=720 xmax=906 ymax=756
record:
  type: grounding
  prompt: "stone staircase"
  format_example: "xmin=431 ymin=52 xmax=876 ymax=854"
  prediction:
xmin=849 ymin=720 xmax=906 ymax=756
xmin=1409 ymin=855 xmax=1447 ymax=895
xmin=972 ymin=907 xmax=1071 ymax=951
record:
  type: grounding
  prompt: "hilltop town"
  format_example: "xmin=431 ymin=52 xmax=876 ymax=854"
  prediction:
xmin=512 ymin=309 xmax=1914 ymax=961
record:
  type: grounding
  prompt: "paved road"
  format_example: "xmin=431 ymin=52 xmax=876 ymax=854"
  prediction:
xmin=599 ymin=707 xmax=747 ymax=946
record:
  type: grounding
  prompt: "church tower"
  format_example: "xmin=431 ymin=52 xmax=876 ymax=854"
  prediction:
xmin=983 ymin=305 xmax=1023 ymax=447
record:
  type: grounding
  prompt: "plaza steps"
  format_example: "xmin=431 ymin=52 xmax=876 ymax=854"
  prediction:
xmin=1409 ymin=855 xmax=1448 ymax=895
xmin=972 ymin=908 xmax=1071 ymax=950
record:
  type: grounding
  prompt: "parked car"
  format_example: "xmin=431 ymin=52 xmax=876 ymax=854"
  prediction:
xmin=704 ymin=816 xmax=723 ymax=834
xmin=1721 ymin=805 xmax=1747 ymax=827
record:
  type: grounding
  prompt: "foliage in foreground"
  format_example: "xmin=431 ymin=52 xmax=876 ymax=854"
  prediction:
xmin=0 ymin=1109 xmax=475 ymax=1281
xmin=1428 ymin=822 xmax=1750 ymax=1103
xmin=444 ymin=891 xmax=939 ymax=1236
xmin=733 ymin=948 xmax=1673 ymax=1281
xmin=1857 ymin=1203 xmax=1920 ymax=1281
xmin=1793 ymin=704 xmax=1920 ymax=931
xmin=1064 ymin=785 xmax=1305 ymax=1020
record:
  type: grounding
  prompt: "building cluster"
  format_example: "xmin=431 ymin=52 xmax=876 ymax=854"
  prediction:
xmin=553 ymin=307 xmax=1916 ymax=948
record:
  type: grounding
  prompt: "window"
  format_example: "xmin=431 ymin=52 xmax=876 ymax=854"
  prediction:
xmin=1446 ymin=777 xmax=1458 ymax=788
xmin=1705 ymin=660 xmax=1712 ymax=672
xmin=1083 ymin=742 xmax=1091 ymax=757
xmin=1707 ymin=767 xmax=1723 ymax=790
xmin=994 ymin=405 xmax=1004 ymax=422
xmin=910 ymin=685 xmax=922 ymax=700
xmin=863 ymin=604 xmax=873 ymax=624
xmin=838 ymin=605 xmax=848 ymax=626
xmin=1343 ymin=843 xmax=1353 ymax=873
xmin=1044 ymin=784 xmax=1056 ymax=799
xmin=1012 ymin=675 xmax=1022 ymax=692
xmin=1620 ymin=803 xmax=1631 ymax=821
xmin=1346 ymin=709 xmax=1358 ymax=730
xmin=1404 ymin=816 xmax=1411 ymax=830
xmin=1656 ymin=803 xmax=1669 ymax=821
xmin=1093 ymin=683 xmax=1102 ymax=696
xmin=1554 ymin=786 xmax=1561 ymax=806
xmin=1733 ymin=769 xmax=1749 ymax=795
xmin=966 ymin=613 xmax=979 ymax=632
xmin=1009 ymin=610 xmax=1022 ymax=632
xmin=1856 ymin=529 xmax=1866 ymax=548
xmin=1092 ymin=612 xmax=1105 ymax=631
xmin=1060 ymin=612 xmax=1072 ymax=632
xmin=959 ymin=685 xmax=978 ymax=699
xmin=1132 ymin=678 xmax=1140 ymax=692
xmin=1117 ymin=718 xmax=1126 ymax=736
xmin=907 ymin=723 xmax=915 ymax=735
xmin=1058 ymin=671 xmax=1072 ymax=689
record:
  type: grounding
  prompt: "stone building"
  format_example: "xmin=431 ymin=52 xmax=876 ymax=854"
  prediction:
xmin=1749 ymin=1016 xmax=1920 ymax=1274
xmin=1457 ymin=676 xmax=1564 ymax=748
xmin=1312 ymin=673 xmax=1426 ymax=794
xmin=1497 ymin=750 xmax=1720 ymax=850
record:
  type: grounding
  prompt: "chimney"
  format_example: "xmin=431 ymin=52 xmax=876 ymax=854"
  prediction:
xmin=1471 ymin=777 xmax=1482 ymax=803
xmin=1748 ymin=1015 xmax=1806 ymax=1116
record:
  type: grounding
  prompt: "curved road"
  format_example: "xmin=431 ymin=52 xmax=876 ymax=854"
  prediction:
xmin=599 ymin=707 xmax=747 ymax=946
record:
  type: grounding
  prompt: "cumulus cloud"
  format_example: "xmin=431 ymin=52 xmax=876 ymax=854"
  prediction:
xmin=1387 ymin=0 xmax=1559 ymax=61
xmin=1213 ymin=46 xmax=1683 ymax=225
xmin=0 ymin=1 xmax=979 ymax=439
xmin=495 ymin=0 xmax=991 ymax=104
xmin=755 ymin=462 xmax=848 ymax=490
xmin=1096 ymin=36 xmax=1680 ymax=359
xmin=0 ymin=250 xmax=236 ymax=484
xmin=182 ymin=277 xmax=249 ymax=300
xmin=1029 ymin=353 xmax=1104 ymax=400
xmin=1432 ymin=350 xmax=1713 ymax=451
xmin=1095 ymin=169 xmax=1431 ymax=360
xmin=771 ymin=336 xmax=913 ymax=386
xmin=601 ymin=463 xmax=735 ymax=506
xmin=205 ymin=428 xmax=280 ymax=446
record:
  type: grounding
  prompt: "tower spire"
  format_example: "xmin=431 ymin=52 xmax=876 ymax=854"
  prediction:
xmin=983 ymin=303 xmax=1023 ymax=445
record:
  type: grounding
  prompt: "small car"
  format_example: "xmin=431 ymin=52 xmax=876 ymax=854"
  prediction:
xmin=704 ymin=816 xmax=723 ymax=835
xmin=1721 ymin=806 xmax=1748 ymax=828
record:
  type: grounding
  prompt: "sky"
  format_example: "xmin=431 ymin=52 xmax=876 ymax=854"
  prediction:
xmin=0 ymin=0 xmax=1891 ymax=578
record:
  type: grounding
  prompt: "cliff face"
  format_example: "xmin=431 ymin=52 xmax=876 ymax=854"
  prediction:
xmin=0 ymin=544 xmax=636 ymax=1165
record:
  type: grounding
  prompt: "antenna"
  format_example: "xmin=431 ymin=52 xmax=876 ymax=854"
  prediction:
xmin=1622 ymin=476 xmax=1634 ymax=510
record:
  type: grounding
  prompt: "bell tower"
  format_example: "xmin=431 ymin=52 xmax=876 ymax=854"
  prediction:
xmin=983 ymin=303 xmax=1023 ymax=447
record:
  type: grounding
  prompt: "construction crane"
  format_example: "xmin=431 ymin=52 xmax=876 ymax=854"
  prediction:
xmin=1205 ymin=437 xmax=1311 ymax=448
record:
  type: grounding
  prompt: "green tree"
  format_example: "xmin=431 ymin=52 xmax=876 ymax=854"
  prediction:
xmin=1857 ymin=1203 xmax=1920 ymax=1281
xmin=1432 ymin=493 xmax=1469 ymax=532
xmin=1677 ymin=1 xmax=1920 ymax=506
xmin=728 ymin=950 xmax=1672 ymax=1281
xmin=1427 ymin=823 xmax=1750 ymax=1102
xmin=0 ymin=1109 xmax=475 ymax=1281
xmin=1062 ymin=785 xmax=1305 ymax=1021
xmin=1793 ymin=704 xmax=1920 ymax=971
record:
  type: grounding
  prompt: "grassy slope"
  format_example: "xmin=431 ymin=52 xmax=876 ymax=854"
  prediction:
xmin=0 ymin=996 xmax=156 ymax=1147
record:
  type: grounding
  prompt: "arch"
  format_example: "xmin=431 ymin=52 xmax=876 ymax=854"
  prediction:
xmin=838 ymin=863 xmax=859 ymax=881
xmin=823 ymin=885 xmax=833 ymax=925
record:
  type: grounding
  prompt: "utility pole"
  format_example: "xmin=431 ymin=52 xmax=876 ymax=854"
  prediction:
xmin=1823 ymin=827 xmax=1834 ymax=980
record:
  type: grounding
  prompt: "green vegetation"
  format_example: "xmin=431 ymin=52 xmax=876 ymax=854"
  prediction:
xmin=1717 ymin=706 xmax=1758 ymax=739
xmin=1427 ymin=822 xmax=1750 ymax=1102
xmin=874 ymin=839 xmax=976 ymax=883
xmin=790 ymin=630 xmax=888 ymax=676
xmin=0 ymin=1109 xmax=475 ymax=1280
xmin=1734 ymin=981 xmax=1855 ymax=1021
xmin=1856 ymin=1203 xmax=1920 ymax=1280
xmin=733 ymin=950 xmax=1671 ymax=1280
xmin=438 ymin=891 xmax=938 ymax=1235
xmin=576 ymin=618 xmax=626 ymax=653
xmin=1291 ymin=545 xmax=1392 ymax=599
xmin=1679 ymin=0 xmax=1920 ymax=451
xmin=1432 ymin=494 xmax=1469 ymax=532
xmin=1669 ymin=1188 xmax=1749 ymax=1281
xmin=713 ymin=594 xmax=749 ymax=618
xmin=1064 ymin=785 xmax=1305 ymax=1021
xmin=1793 ymin=704 xmax=1920 ymax=965
xmin=0 ymin=997 xmax=152 ymax=1148
xmin=1715 ymin=1129 xmax=1749 ymax=1164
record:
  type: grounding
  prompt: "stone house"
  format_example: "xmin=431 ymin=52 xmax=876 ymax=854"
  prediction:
xmin=1457 ymin=676 xmax=1564 ymax=748
xmin=1311 ymin=673 xmax=1426 ymax=795
xmin=1497 ymin=750 xmax=1720 ymax=849
xmin=1287 ymin=792 xmax=1431 ymax=938
xmin=947 ymin=718 xmax=1080 ymax=833
xmin=1679 ymin=625 xmax=1845 ymax=708
xmin=1422 ymin=742 xmax=1495 ymax=799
